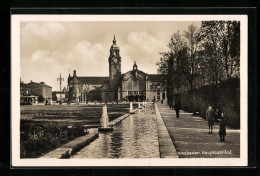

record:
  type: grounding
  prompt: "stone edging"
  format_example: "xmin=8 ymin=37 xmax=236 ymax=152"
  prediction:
xmin=108 ymin=109 xmax=138 ymax=127
xmin=60 ymin=132 xmax=99 ymax=158
xmin=154 ymin=103 xmax=179 ymax=158
xmin=41 ymin=128 xmax=99 ymax=159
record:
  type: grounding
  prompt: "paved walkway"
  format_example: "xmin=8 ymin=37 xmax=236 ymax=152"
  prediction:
xmin=156 ymin=103 xmax=240 ymax=158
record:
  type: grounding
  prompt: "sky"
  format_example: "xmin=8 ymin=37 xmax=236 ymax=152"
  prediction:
xmin=20 ymin=21 xmax=201 ymax=91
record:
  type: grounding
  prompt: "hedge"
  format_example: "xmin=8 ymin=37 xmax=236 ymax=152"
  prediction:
xmin=176 ymin=78 xmax=240 ymax=129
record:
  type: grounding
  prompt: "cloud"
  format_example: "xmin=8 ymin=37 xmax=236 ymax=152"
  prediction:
xmin=21 ymin=40 xmax=109 ymax=90
xmin=20 ymin=21 xmax=200 ymax=90
xmin=21 ymin=22 xmax=67 ymax=59
xmin=21 ymin=22 xmax=66 ymax=43
xmin=121 ymin=31 xmax=168 ymax=74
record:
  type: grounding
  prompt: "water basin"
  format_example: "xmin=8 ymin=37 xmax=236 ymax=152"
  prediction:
xmin=72 ymin=104 xmax=160 ymax=158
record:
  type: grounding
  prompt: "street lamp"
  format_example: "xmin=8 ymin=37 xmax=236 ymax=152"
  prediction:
xmin=57 ymin=73 xmax=64 ymax=104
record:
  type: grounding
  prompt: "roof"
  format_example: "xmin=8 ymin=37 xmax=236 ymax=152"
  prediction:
xmin=21 ymin=95 xmax=38 ymax=98
xmin=25 ymin=81 xmax=52 ymax=88
xmin=52 ymin=91 xmax=66 ymax=94
xmin=77 ymin=77 xmax=109 ymax=85
xmin=148 ymin=74 xmax=165 ymax=82
xmin=122 ymin=69 xmax=146 ymax=81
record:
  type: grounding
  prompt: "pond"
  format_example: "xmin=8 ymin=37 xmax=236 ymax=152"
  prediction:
xmin=72 ymin=104 xmax=160 ymax=158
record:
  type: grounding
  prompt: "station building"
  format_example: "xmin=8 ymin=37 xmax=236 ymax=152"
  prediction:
xmin=68 ymin=36 xmax=167 ymax=102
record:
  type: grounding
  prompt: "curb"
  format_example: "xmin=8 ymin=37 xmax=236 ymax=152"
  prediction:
xmin=108 ymin=109 xmax=138 ymax=127
xmin=60 ymin=132 xmax=99 ymax=159
xmin=155 ymin=103 xmax=179 ymax=158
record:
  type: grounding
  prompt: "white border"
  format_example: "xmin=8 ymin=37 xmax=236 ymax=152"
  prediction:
xmin=11 ymin=15 xmax=248 ymax=167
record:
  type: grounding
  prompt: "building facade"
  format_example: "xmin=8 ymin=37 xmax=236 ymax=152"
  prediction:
xmin=68 ymin=36 xmax=166 ymax=103
xmin=20 ymin=80 xmax=52 ymax=101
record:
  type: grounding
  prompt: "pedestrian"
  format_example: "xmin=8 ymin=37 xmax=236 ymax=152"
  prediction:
xmin=206 ymin=105 xmax=215 ymax=134
xmin=174 ymin=101 xmax=181 ymax=118
xmin=169 ymin=99 xmax=174 ymax=110
xmin=169 ymin=102 xmax=173 ymax=110
xmin=184 ymin=104 xmax=188 ymax=112
xmin=215 ymin=108 xmax=220 ymax=122
xmin=219 ymin=113 xmax=226 ymax=142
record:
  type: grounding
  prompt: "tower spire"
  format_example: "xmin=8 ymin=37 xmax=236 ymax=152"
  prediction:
xmin=113 ymin=34 xmax=116 ymax=44
xmin=133 ymin=61 xmax=138 ymax=70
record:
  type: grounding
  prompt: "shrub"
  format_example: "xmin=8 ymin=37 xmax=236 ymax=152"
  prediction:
xmin=20 ymin=124 xmax=89 ymax=158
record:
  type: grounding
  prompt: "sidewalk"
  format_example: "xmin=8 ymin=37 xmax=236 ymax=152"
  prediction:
xmin=156 ymin=103 xmax=240 ymax=158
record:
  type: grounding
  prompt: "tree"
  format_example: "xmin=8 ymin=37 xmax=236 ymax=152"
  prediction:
xmin=156 ymin=31 xmax=187 ymax=100
xmin=168 ymin=31 xmax=186 ymax=91
xmin=182 ymin=23 xmax=203 ymax=89
xmin=201 ymin=21 xmax=240 ymax=84
xmin=156 ymin=26 xmax=202 ymax=100
xmin=156 ymin=21 xmax=240 ymax=103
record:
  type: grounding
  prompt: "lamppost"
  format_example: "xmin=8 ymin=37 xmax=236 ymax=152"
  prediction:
xmin=57 ymin=73 xmax=64 ymax=103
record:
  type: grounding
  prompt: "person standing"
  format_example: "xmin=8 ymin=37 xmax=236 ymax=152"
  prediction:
xmin=174 ymin=101 xmax=181 ymax=118
xmin=171 ymin=100 xmax=175 ymax=110
xmin=169 ymin=100 xmax=174 ymax=110
xmin=219 ymin=113 xmax=226 ymax=142
xmin=206 ymin=105 xmax=215 ymax=134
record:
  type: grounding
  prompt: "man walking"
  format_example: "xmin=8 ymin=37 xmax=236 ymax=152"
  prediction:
xmin=206 ymin=105 xmax=215 ymax=134
xmin=174 ymin=101 xmax=181 ymax=118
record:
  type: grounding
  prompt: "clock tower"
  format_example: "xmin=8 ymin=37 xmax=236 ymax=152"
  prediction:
xmin=108 ymin=35 xmax=121 ymax=89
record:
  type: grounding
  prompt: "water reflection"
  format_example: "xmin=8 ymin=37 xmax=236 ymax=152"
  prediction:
xmin=110 ymin=132 xmax=123 ymax=158
xmin=72 ymin=104 xmax=160 ymax=158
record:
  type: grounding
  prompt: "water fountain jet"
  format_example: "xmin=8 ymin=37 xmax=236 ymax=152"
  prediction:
xmin=129 ymin=101 xmax=135 ymax=114
xmin=98 ymin=105 xmax=113 ymax=132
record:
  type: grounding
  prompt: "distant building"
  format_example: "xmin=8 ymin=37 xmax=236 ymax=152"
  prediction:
xmin=68 ymin=35 xmax=166 ymax=102
xmin=20 ymin=80 xmax=52 ymax=101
